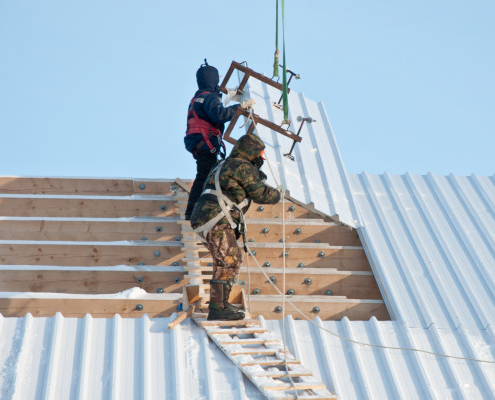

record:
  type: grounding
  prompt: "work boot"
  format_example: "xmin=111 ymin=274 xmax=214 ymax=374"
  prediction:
xmin=207 ymin=280 xmax=245 ymax=321
xmin=223 ymin=278 xmax=240 ymax=312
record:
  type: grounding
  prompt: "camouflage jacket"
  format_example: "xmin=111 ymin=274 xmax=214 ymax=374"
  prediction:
xmin=190 ymin=134 xmax=280 ymax=229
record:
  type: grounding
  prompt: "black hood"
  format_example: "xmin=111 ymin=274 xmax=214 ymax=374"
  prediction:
xmin=196 ymin=65 xmax=220 ymax=92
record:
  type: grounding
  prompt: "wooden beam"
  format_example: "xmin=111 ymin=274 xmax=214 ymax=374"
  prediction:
xmin=0 ymin=295 xmax=182 ymax=318
xmin=246 ymin=295 xmax=390 ymax=320
xmin=245 ymin=221 xmax=361 ymax=247
xmin=244 ymin=201 xmax=327 ymax=220
xmin=0 ymin=218 xmax=181 ymax=241
xmin=239 ymin=268 xmax=381 ymax=299
xmin=0 ymin=242 xmax=186 ymax=267
xmin=0 ymin=267 xmax=186 ymax=294
xmin=0 ymin=196 xmax=178 ymax=218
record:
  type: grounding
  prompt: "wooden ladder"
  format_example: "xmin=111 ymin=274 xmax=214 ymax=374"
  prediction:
xmin=194 ymin=317 xmax=337 ymax=400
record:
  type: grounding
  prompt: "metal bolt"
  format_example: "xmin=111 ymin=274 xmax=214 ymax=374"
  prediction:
xmin=155 ymin=226 xmax=163 ymax=232
xmin=160 ymin=205 xmax=167 ymax=211
xmin=136 ymin=276 xmax=143 ymax=283
xmin=170 ymin=185 xmax=177 ymax=191
xmin=312 ymin=306 xmax=321 ymax=314
xmin=174 ymin=277 xmax=181 ymax=284
xmin=154 ymin=250 xmax=161 ymax=257
xmin=138 ymin=262 xmax=145 ymax=266
xmin=261 ymin=227 xmax=269 ymax=234
xmin=281 ymin=251 xmax=289 ymax=257
xmin=139 ymin=184 xmax=146 ymax=190
xmin=279 ymin=238 xmax=284 ymax=243
xmin=251 ymin=250 xmax=257 ymax=256
xmin=288 ymin=205 xmax=296 ymax=212
xmin=274 ymin=306 xmax=282 ymax=313
xmin=269 ymin=276 xmax=277 ymax=283
xmin=141 ymin=237 xmax=147 ymax=241
xmin=314 ymin=239 xmax=321 ymax=243
xmin=135 ymin=304 xmax=144 ymax=311
xmin=248 ymin=238 xmax=255 ymax=242
xmin=257 ymin=206 xmax=264 ymax=212
xmin=294 ymin=228 xmax=302 ymax=235
xmin=156 ymin=288 xmax=164 ymax=293
xmin=207 ymin=262 xmax=213 ymax=266
xmin=304 ymin=277 xmax=312 ymax=285
xmin=172 ymin=261 xmax=179 ymax=266
xmin=287 ymin=289 xmax=295 ymax=295
xmin=318 ymin=251 xmax=325 ymax=258
xmin=325 ymin=289 xmax=333 ymax=296
xmin=252 ymin=288 xmax=260 ymax=295
xmin=297 ymin=263 xmax=305 ymax=268
xmin=174 ymin=236 xmax=181 ymax=242
xmin=263 ymin=262 xmax=271 ymax=268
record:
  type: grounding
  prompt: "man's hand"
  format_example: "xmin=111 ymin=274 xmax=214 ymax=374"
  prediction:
xmin=240 ymin=98 xmax=256 ymax=109
xmin=258 ymin=170 xmax=268 ymax=181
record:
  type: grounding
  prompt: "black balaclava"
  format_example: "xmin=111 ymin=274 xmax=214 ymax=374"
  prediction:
xmin=196 ymin=60 xmax=220 ymax=93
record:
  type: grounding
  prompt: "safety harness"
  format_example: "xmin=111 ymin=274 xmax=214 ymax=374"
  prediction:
xmin=186 ymin=91 xmax=226 ymax=157
xmin=193 ymin=160 xmax=250 ymax=242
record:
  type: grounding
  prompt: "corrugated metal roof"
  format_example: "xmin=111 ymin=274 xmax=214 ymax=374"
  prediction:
xmin=350 ymin=173 xmax=495 ymax=331
xmin=242 ymin=78 xmax=356 ymax=227
xmin=1 ymin=314 xmax=494 ymax=399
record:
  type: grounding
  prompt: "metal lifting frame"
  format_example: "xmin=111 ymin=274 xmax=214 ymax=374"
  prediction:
xmin=220 ymin=61 xmax=301 ymax=146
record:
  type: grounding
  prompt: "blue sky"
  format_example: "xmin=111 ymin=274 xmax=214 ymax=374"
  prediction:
xmin=0 ymin=1 xmax=493 ymax=179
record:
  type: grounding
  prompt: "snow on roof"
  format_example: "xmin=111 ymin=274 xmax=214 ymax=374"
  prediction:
xmin=1 ymin=314 xmax=494 ymax=399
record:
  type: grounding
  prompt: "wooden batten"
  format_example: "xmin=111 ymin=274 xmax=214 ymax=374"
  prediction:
xmin=0 ymin=196 xmax=178 ymax=218
xmin=0 ymin=218 xmax=181 ymax=242
xmin=238 ymin=268 xmax=382 ymax=299
xmin=0 ymin=295 xmax=182 ymax=318
xmin=0 ymin=242 xmax=186 ymax=267
xmin=0 ymin=267 xmax=186 ymax=294
xmin=246 ymin=295 xmax=389 ymax=321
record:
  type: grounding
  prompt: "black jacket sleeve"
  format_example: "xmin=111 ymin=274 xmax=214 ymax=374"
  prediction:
xmin=202 ymin=93 xmax=238 ymax=125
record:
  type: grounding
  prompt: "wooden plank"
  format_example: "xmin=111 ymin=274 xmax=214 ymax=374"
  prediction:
xmin=0 ymin=177 xmax=135 ymax=195
xmin=263 ymin=383 xmax=327 ymax=391
xmin=245 ymin=222 xmax=361 ymax=246
xmin=0 ymin=268 xmax=186 ymax=294
xmin=0 ymin=296 xmax=181 ymax=318
xmin=0 ymin=197 xmax=178 ymax=218
xmin=240 ymin=359 xmax=301 ymax=367
xmin=244 ymin=202 xmax=325 ymax=220
xmin=239 ymin=268 xmax=382 ymax=299
xmin=0 ymin=218 xmax=181 ymax=241
xmin=208 ymin=327 xmax=267 ymax=335
xmin=133 ymin=179 xmax=191 ymax=195
xmin=0 ymin=242 xmax=185 ymax=266
xmin=244 ymin=246 xmax=371 ymax=271
xmin=247 ymin=296 xmax=390 ymax=320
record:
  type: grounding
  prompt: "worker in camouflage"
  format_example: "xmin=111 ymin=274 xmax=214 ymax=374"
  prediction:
xmin=191 ymin=133 xmax=281 ymax=320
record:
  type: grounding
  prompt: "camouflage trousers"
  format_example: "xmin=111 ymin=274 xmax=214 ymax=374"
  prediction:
xmin=205 ymin=224 xmax=241 ymax=281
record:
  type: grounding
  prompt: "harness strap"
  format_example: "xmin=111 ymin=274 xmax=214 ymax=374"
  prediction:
xmin=193 ymin=161 xmax=249 ymax=241
xmin=186 ymin=92 xmax=223 ymax=153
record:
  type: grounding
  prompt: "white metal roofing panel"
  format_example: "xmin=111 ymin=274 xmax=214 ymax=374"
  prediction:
xmin=349 ymin=173 xmax=495 ymax=331
xmin=241 ymin=78 xmax=356 ymax=226
xmin=1 ymin=314 xmax=494 ymax=400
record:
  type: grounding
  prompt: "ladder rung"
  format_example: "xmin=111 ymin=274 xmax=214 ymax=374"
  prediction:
xmin=199 ymin=319 xmax=260 ymax=327
xmin=209 ymin=328 xmax=267 ymax=335
xmin=263 ymin=382 xmax=327 ymax=391
xmin=240 ymin=359 xmax=301 ymax=367
xmin=230 ymin=349 xmax=287 ymax=356
xmin=251 ymin=370 xmax=313 ymax=378
xmin=220 ymin=339 xmax=279 ymax=345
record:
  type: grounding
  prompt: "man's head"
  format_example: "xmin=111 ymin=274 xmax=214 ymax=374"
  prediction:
xmin=196 ymin=61 xmax=220 ymax=92
xmin=230 ymin=134 xmax=265 ymax=166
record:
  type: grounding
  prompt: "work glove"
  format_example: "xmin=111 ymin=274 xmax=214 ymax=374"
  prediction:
xmin=258 ymin=170 xmax=268 ymax=181
xmin=223 ymin=87 xmax=241 ymax=105
xmin=240 ymin=98 xmax=256 ymax=109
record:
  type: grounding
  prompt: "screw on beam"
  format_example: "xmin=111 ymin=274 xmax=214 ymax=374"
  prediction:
xmin=156 ymin=288 xmax=164 ymax=293
xmin=252 ymin=288 xmax=260 ymax=295
xmin=139 ymin=184 xmax=146 ymax=190
xmin=135 ymin=304 xmax=144 ymax=311
xmin=257 ymin=206 xmax=264 ymax=212
xmin=297 ymin=263 xmax=305 ymax=268
xmin=261 ymin=227 xmax=269 ymax=234
xmin=269 ymin=276 xmax=277 ymax=283
xmin=136 ymin=276 xmax=143 ymax=283
xmin=288 ymin=205 xmax=296 ymax=212
xmin=294 ymin=228 xmax=302 ymax=235
xmin=248 ymin=238 xmax=255 ymax=242
xmin=281 ymin=251 xmax=289 ymax=257
xmin=154 ymin=250 xmax=161 ymax=257
xmin=172 ymin=261 xmax=179 ymax=266
xmin=173 ymin=277 xmax=181 ymax=284
xmin=156 ymin=226 xmax=163 ymax=232
xmin=304 ymin=278 xmax=312 ymax=285
xmin=274 ymin=306 xmax=282 ymax=313
xmin=325 ymin=289 xmax=333 ymax=296
xmin=160 ymin=205 xmax=167 ymax=211
xmin=318 ymin=251 xmax=325 ymax=258
xmin=263 ymin=262 xmax=271 ymax=268
xmin=286 ymin=289 xmax=295 ymax=295
xmin=312 ymin=306 xmax=320 ymax=314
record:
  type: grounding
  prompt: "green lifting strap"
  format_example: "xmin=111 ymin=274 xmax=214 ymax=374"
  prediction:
xmin=273 ymin=0 xmax=279 ymax=78
xmin=281 ymin=0 xmax=289 ymax=123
